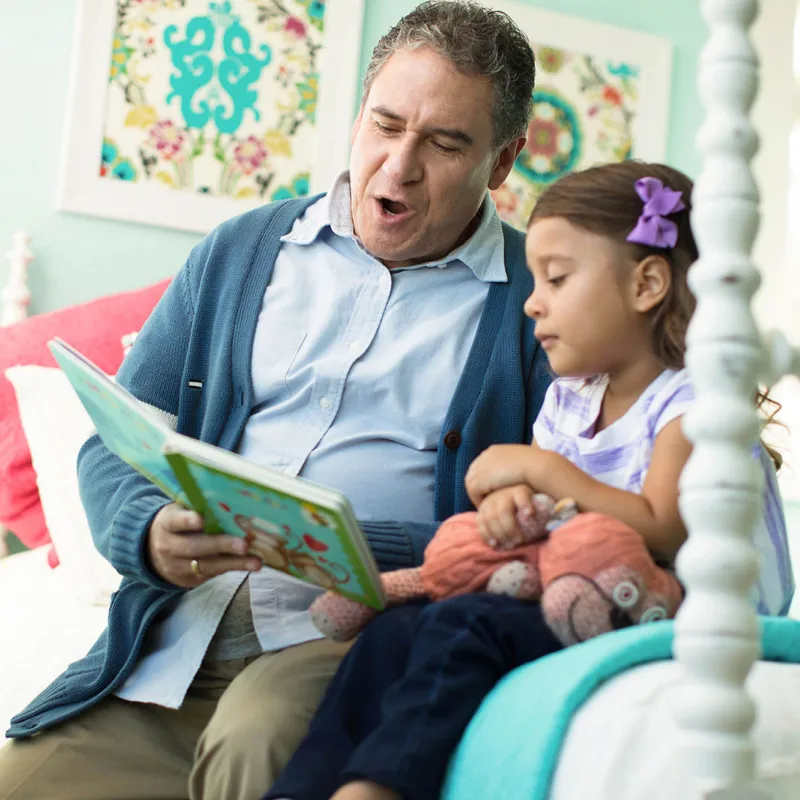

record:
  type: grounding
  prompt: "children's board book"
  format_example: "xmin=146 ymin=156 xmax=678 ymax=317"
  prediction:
xmin=48 ymin=338 xmax=386 ymax=609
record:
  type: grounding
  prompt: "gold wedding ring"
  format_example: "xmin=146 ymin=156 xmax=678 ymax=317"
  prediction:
xmin=190 ymin=558 xmax=203 ymax=578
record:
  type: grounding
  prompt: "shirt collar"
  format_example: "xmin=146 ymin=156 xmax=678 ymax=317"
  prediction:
xmin=280 ymin=171 xmax=508 ymax=284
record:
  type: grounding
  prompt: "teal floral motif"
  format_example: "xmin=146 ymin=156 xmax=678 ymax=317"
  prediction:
xmin=99 ymin=137 xmax=137 ymax=181
xmin=271 ymin=172 xmax=310 ymax=201
xmin=607 ymin=62 xmax=639 ymax=79
xmin=297 ymin=0 xmax=326 ymax=32
xmin=164 ymin=7 xmax=271 ymax=134
xmin=112 ymin=160 xmax=138 ymax=180
xmin=208 ymin=1 xmax=236 ymax=28
xmin=216 ymin=20 xmax=272 ymax=133
xmin=164 ymin=17 xmax=215 ymax=129
xmin=515 ymin=90 xmax=582 ymax=185
xmin=101 ymin=140 xmax=118 ymax=166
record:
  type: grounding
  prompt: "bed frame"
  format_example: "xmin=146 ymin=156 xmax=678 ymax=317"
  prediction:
xmin=672 ymin=2 xmax=800 ymax=796
xmin=0 ymin=1 xmax=795 ymax=795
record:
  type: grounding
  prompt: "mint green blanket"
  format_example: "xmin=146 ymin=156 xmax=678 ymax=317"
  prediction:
xmin=443 ymin=617 xmax=800 ymax=800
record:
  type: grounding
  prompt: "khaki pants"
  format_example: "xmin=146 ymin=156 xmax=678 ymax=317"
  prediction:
xmin=0 ymin=638 xmax=350 ymax=800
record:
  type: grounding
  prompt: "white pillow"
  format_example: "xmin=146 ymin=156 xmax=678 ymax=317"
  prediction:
xmin=6 ymin=365 xmax=122 ymax=605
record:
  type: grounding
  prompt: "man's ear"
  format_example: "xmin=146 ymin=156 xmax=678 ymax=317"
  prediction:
xmin=488 ymin=137 xmax=526 ymax=190
xmin=631 ymin=255 xmax=672 ymax=313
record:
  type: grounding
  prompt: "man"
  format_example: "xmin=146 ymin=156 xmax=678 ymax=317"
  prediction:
xmin=0 ymin=2 xmax=547 ymax=798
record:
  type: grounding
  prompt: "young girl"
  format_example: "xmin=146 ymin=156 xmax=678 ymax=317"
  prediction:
xmin=264 ymin=161 xmax=794 ymax=800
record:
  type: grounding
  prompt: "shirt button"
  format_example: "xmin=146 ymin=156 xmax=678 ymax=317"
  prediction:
xmin=319 ymin=397 xmax=331 ymax=410
xmin=349 ymin=340 xmax=361 ymax=351
xmin=443 ymin=430 xmax=461 ymax=449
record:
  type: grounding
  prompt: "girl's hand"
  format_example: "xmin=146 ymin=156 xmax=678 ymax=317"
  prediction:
xmin=476 ymin=484 xmax=537 ymax=549
xmin=465 ymin=443 xmax=542 ymax=507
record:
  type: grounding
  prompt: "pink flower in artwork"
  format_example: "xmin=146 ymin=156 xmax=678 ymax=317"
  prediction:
xmin=285 ymin=16 xmax=307 ymax=38
xmin=148 ymin=120 xmax=186 ymax=160
xmin=234 ymin=136 xmax=268 ymax=174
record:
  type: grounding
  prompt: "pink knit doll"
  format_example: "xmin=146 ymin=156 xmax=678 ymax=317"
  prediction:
xmin=310 ymin=496 xmax=684 ymax=647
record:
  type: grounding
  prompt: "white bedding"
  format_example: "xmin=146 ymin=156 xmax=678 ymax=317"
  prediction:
xmin=0 ymin=547 xmax=109 ymax=744
xmin=551 ymin=659 xmax=800 ymax=798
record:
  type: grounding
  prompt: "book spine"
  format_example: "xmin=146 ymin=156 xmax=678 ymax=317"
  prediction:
xmin=164 ymin=452 xmax=224 ymax=534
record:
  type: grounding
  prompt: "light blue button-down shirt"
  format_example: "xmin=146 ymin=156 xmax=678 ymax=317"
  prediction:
xmin=116 ymin=173 xmax=507 ymax=707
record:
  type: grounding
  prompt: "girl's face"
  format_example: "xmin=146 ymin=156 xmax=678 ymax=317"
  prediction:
xmin=524 ymin=217 xmax=649 ymax=377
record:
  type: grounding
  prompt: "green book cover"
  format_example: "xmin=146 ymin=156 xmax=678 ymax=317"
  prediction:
xmin=49 ymin=337 xmax=386 ymax=610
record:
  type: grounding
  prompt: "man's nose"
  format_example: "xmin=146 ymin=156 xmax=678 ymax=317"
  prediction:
xmin=382 ymin=136 xmax=424 ymax=184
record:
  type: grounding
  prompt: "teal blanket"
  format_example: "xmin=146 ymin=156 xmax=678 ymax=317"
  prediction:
xmin=443 ymin=617 xmax=800 ymax=800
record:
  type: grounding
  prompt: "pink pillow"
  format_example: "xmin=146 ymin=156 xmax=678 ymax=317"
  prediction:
xmin=0 ymin=279 xmax=170 ymax=557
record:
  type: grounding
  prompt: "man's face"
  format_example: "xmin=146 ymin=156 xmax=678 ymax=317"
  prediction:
xmin=349 ymin=47 xmax=523 ymax=268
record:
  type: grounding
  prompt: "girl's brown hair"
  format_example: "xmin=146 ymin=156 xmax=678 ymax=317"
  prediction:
xmin=529 ymin=160 xmax=697 ymax=371
xmin=529 ymin=160 xmax=782 ymax=468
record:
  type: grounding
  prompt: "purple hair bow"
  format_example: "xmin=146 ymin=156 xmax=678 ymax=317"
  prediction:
xmin=626 ymin=177 xmax=686 ymax=249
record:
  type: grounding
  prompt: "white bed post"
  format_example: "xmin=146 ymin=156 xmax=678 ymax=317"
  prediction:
xmin=1 ymin=232 xmax=33 ymax=327
xmin=672 ymin=0 xmax=763 ymax=796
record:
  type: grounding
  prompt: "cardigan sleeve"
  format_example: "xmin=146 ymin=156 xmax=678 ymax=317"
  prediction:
xmin=77 ymin=263 xmax=198 ymax=589
xmin=359 ymin=520 xmax=438 ymax=570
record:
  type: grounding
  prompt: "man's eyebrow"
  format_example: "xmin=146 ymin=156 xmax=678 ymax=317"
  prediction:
xmin=371 ymin=106 xmax=474 ymax=146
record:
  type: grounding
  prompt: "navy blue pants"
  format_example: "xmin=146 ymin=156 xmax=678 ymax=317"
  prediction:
xmin=264 ymin=593 xmax=563 ymax=800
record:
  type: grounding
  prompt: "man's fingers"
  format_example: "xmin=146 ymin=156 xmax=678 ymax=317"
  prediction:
xmin=185 ymin=555 xmax=262 ymax=584
xmin=158 ymin=506 xmax=205 ymax=533
xmin=166 ymin=532 xmax=251 ymax=560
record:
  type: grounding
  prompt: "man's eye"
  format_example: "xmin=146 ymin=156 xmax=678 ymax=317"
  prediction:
xmin=548 ymin=275 xmax=566 ymax=287
xmin=375 ymin=121 xmax=397 ymax=134
xmin=433 ymin=142 xmax=458 ymax=154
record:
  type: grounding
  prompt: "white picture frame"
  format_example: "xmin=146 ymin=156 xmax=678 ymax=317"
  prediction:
xmin=56 ymin=0 xmax=364 ymax=234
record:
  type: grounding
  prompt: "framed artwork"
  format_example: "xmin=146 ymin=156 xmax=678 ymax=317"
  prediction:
xmin=57 ymin=0 xmax=364 ymax=233
xmin=489 ymin=3 xmax=673 ymax=230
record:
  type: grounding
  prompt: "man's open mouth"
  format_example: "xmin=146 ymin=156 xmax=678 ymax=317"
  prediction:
xmin=378 ymin=197 xmax=410 ymax=216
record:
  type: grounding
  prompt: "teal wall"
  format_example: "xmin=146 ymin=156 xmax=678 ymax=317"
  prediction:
xmin=0 ymin=0 xmax=703 ymax=315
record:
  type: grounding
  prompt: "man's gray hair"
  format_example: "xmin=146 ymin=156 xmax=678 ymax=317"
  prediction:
xmin=362 ymin=1 xmax=535 ymax=149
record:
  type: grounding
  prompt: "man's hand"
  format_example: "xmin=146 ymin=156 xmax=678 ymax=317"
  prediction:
xmin=147 ymin=504 xmax=262 ymax=588
xmin=465 ymin=443 xmax=543 ymax=507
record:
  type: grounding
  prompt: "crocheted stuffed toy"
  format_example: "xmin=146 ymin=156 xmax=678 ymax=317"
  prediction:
xmin=310 ymin=495 xmax=683 ymax=647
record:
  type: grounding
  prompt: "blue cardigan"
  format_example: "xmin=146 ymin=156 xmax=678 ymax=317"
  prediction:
xmin=8 ymin=196 xmax=551 ymax=738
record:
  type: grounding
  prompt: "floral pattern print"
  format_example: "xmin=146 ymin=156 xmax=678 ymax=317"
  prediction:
xmin=493 ymin=45 xmax=642 ymax=231
xmin=99 ymin=0 xmax=326 ymax=202
xmin=100 ymin=138 xmax=138 ymax=181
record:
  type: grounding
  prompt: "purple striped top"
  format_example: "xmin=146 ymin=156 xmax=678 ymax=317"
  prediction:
xmin=533 ymin=369 xmax=794 ymax=616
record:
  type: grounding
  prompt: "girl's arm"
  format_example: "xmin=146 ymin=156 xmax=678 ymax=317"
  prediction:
xmin=465 ymin=418 xmax=692 ymax=561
